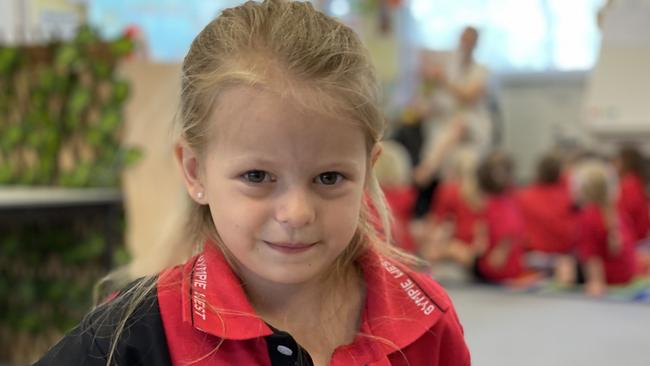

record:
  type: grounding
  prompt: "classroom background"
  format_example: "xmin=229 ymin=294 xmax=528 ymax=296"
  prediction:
xmin=1 ymin=0 xmax=649 ymax=365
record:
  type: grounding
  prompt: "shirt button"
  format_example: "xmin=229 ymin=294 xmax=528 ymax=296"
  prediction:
xmin=276 ymin=345 xmax=294 ymax=356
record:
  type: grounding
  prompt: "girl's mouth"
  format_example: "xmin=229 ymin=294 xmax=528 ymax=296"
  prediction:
xmin=263 ymin=241 xmax=318 ymax=254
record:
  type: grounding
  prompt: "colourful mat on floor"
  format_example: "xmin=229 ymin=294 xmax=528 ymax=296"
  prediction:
xmin=502 ymin=276 xmax=650 ymax=304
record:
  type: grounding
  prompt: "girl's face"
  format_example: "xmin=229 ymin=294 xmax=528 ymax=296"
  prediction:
xmin=185 ymin=85 xmax=374 ymax=286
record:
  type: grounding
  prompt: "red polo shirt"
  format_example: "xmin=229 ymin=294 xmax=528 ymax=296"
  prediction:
xmin=617 ymin=173 xmax=650 ymax=243
xmin=157 ymin=242 xmax=470 ymax=365
xmin=431 ymin=181 xmax=485 ymax=245
xmin=382 ymin=185 xmax=417 ymax=252
xmin=577 ymin=204 xmax=637 ymax=284
xmin=476 ymin=194 xmax=526 ymax=282
xmin=515 ymin=183 xmax=576 ymax=253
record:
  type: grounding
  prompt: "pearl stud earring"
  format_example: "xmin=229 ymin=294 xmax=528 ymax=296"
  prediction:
xmin=197 ymin=191 xmax=204 ymax=199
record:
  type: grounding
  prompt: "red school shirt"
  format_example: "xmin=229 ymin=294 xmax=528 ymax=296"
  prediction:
xmin=577 ymin=204 xmax=637 ymax=285
xmin=476 ymin=194 xmax=526 ymax=282
xmin=431 ymin=181 xmax=485 ymax=245
xmin=515 ymin=183 xmax=577 ymax=253
xmin=617 ymin=173 xmax=650 ymax=242
xmin=157 ymin=242 xmax=471 ymax=366
xmin=382 ymin=185 xmax=417 ymax=252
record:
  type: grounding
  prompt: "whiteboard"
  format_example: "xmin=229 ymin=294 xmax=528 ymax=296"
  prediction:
xmin=583 ymin=0 xmax=650 ymax=134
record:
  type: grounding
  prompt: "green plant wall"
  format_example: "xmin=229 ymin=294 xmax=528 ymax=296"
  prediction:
xmin=0 ymin=25 xmax=141 ymax=187
xmin=0 ymin=212 xmax=131 ymax=364
xmin=0 ymin=25 xmax=139 ymax=364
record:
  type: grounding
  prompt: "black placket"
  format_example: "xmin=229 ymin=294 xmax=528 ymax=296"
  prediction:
xmin=265 ymin=326 xmax=315 ymax=366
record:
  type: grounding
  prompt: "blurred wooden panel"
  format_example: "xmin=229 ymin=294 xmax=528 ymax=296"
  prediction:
xmin=119 ymin=61 xmax=187 ymax=268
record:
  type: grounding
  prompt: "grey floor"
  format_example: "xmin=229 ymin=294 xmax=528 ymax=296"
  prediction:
xmin=447 ymin=286 xmax=650 ymax=366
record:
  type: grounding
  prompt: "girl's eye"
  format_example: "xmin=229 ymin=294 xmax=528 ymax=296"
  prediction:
xmin=242 ymin=170 xmax=273 ymax=183
xmin=316 ymin=172 xmax=343 ymax=185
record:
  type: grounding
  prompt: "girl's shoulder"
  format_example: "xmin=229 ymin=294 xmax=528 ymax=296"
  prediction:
xmin=621 ymin=173 xmax=646 ymax=193
xmin=366 ymin=254 xmax=469 ymax=362
xmin=370 ymin=253 xmax=455 ymax=316
xmin=580 ymin=203 xmax=602 ymax=217
xmin=485 ymin=192 xmax=518 ymax=212
xmin=378 ymin=262 xmax=470 ymax=365
xmin=578 ymin=204 xmax=606 ymax=228
xmin=439 ymin=180 xmax=460 ymax=195
xmin=35 ymin=276 xmax=172 ymax=366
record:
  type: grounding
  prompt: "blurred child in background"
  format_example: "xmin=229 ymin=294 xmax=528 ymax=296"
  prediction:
xmin=411 ymin=117 xmax=469 ymax=250
xmin=614 ymin=145 xmax=649 ymax=244
xmin=575 ymin=160 xmax=638 ymax=296
xmin=471 ymin=151 xmax=526 ymax=283
xmin=426 ymin=147 xmax=485 ymax=267
xmin=426 ymin=150 xmax=527 ymax=284
xmin=390 ymin=96 xmax=441 ymax=246
xmin=374 ymin=141 xmax=417 ymax=252
xmin=516 ymin=152 xmax=578 ymax=285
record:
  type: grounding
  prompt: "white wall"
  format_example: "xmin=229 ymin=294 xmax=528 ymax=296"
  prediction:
xmin=0 ymin=0 xmax=83 ymax=44
xmin=0 ymin=0 xmax=20 ymax=44
xmin=496 ymin=71 xmax=650 ymax=183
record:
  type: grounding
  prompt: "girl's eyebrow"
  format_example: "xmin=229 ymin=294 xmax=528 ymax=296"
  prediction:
xmin=226 ymin=156 xmax=363 ymax=172
xmin=227 ymin=156 xmax=276 ymax=166
xmin=319 ymin=160 xmax=363 ymax=171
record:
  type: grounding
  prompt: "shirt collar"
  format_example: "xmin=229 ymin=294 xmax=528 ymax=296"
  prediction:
xmin=182 ymin=241 xmax=450 ymax=351
xmin=181 ymin=241 xmax=273 ymax=340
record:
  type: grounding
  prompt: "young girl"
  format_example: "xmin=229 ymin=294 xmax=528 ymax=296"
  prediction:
xmin=515 ymin=152 xmax=578 ymax=284
xmin=426 ymin=147 xmax=486 ymax=267
xmin=614 ymin=145 xmax=649 ymax=244
xmin=575 ymin=160 xmax=638 ymax=296
xmin=471 ymin=151 xmax=526 ymax=283
xmin=35 ymin=1 xmax=469 ymax=365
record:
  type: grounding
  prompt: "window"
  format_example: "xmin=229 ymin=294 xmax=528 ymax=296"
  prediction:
xmin=407 ymin=0 xmax=605 ymax=71
xmin=88 ymin=0 xmax=606 ymax=70
xmin=88 ymin=0 xmax=243 ymax=61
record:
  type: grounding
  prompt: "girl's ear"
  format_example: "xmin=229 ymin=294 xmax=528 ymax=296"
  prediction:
xmin=175 ymin=141 xmax=207 ymax=204
xmin=365 ymin=143 xmax=384 ymax=189
xmin=370 ymin=143 xmax=383 ymax=168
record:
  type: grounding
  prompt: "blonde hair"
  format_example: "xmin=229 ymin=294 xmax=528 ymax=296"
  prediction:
xmin=446 ymin=147 xmax=483 ymax=210
xmin=577 ymin=159 xmax=615 ymax=207
xmin=576 ymin=159 xmax=621 ymax=254
xmin=374 ymin=141 xmax=412 ymax=187
xmin=102 ymin=1 xmax=416 ymax=364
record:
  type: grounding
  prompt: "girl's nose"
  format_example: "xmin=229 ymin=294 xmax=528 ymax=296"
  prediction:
xmin=275 ymin=187 xmax=316 ymax=228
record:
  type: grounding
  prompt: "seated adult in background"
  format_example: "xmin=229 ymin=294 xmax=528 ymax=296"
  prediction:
xmin=413 ymin=26 xmax=492 ymax=219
